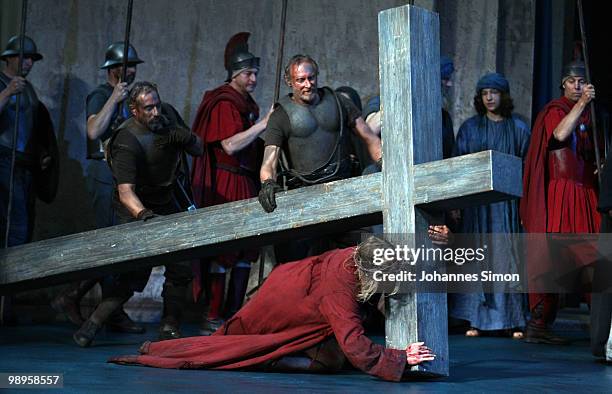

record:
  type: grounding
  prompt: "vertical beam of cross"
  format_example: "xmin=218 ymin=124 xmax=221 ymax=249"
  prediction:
xmin=379 ymin=5 xmax=449 ymax=376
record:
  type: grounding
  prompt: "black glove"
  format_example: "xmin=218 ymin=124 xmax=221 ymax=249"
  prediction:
xmin=258 ymin=179 xmax=282 ymax=213
xmin=362 ymin=158 xmax=382 ymax=175
xmin=155 ymin=127 xmax=195 ymax=149
xmin=136 ymin=208 xmax=158 ymax=221
xmin=375 ymin=157 xmax=383 ymax=172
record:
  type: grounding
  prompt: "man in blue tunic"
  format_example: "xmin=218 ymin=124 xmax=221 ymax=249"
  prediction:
xmin=447 ymin=73 xmax=530 ymax=338
xmin=0 ymin=36 xmax=58 ymax=324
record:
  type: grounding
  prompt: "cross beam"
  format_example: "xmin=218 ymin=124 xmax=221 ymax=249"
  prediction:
xmin=0 ymin=151 xmax=519 ymax=294
xmin=378 ymin=5 xmax=491 ymax=377
xmin=0 ymin=4 xmax=523 ymax=379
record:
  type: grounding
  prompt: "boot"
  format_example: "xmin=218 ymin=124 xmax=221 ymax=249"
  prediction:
xmin=200 ymin=272 xmax=226 ymax=335
xmin=525 ymin=296 xmax=568 ymax=344
xmin=199 ymin=317 xmax=225 ymax=336
xmin=224 ymin=265 xmax=250 ymax=318
xmin=524 ymin=325 xmax=570 ymax=345
xmin=73 ymin=296 xmax=126 ymax=347
xmin=159 ymin=317 xmax=182 ymax=341
xmin=52 ymin=279 xmax=97 ymax=326
xmin=159 ymin=283 xmax=187 ymax=341
xmin=106 ymin=309 xmax=146 ymax=334
xmin=0 ymin=295 xmax=17 ymax=326
xmin=73 ymin=319 xmax=102 ymax=347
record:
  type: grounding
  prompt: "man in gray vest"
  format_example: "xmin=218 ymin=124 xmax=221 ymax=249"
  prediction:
xmin=51 ymin=42 xmax=144 ymax=333
xmin=258 ymin=54 xmax=381 ymax=212
xmin=73 ymin=81 xmax=203 ymax=346
xmin=258 ymin=55 xmax=382 ymax=263
xmin=0 ymin=35 xmax=58 ymax=324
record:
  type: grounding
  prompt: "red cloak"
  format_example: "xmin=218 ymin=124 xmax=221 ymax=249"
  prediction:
xmin=190 ymin=84 xmax=262 ymax=298
xmin=109 ymin=248 xmax=407 ymax=382
xmin=520 ymin=96 xmax=598 ymax=233
xmin=190 ymin=83 xmax=260 ymax=208
xmin=520 ymin=97 xmax=599 ymax=289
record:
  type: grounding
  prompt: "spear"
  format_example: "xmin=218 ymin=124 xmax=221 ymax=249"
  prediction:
xmin=4 ymin=0 xmax=28 ymax=249
xmin=2 ymin=0 xmax=28 ymax=326
xmin=121 ymin=0 xmax=134 ymax=83
xmin=577 ymin=0 xmax=603 ymax=186
xmin=273 ymin=0 xmax=288 ymax=102
xmin=261 ymin=0 xmax=289 ymax=286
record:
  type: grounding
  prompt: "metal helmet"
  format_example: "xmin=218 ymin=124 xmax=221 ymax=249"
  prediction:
xmin=100 ymin=41 xmax=144 ymax=69
xmin=224 ymin=32 xmax=260 ymax=82
xmin=560 ymin=60 xmax=586 ymax=88
xmin=1 ymin=35 xmax=43 ymax=61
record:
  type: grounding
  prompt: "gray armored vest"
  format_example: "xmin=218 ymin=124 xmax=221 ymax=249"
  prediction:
xmin=0 ymin=72 xmax=37 ymax=154
xmin=113 ymin=117 xmax=180 ymax=206
xmin=278 ymin=87 xmax=352 ymax=183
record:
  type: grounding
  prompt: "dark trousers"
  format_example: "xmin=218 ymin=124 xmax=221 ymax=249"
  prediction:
xmin=0 ymin=155 xmax=33 ymax=248
xmin=109 ymin=201 xmax=193 ymax=321
xmin=86 ymin=159 xmax=117 ymax=229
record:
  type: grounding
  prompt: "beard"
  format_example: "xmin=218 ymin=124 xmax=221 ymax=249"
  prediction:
xmin=147 ymin=115 xmax=168 ymax=132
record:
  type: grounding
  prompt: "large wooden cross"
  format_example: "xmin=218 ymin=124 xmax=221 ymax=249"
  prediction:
xmin=0 ymin=5 xmax=521 ymax=377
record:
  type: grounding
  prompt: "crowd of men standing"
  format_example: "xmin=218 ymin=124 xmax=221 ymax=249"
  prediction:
xmin=0 ymin=30 xmax=610 ymax=362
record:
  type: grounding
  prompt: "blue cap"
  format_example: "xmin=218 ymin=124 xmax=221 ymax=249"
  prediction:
xmin=440 ymin=55 xmax=454 ymax=80
xmin=475 ymin=72 xmax=509 ymax=93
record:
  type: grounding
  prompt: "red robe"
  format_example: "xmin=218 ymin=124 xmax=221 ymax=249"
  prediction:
xmin=191 ymin=83 xmax=261 ymax=208
xmin=520 ymin=96 xmax=599 ymax=234
xmin=521 ymin=97 xmax=600 ymax=300
xmin=109 ymin=248 xmax=408 ymax=382
xmin=190 ymin=84 xmax=262 ymax=298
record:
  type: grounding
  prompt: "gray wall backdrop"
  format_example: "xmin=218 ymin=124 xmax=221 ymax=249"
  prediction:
xmin=0 ymin=0 xmax=536 ymax=241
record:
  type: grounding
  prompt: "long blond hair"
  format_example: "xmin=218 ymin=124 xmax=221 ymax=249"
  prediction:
xmin=353 ymin=236 xmax=403 ymax=302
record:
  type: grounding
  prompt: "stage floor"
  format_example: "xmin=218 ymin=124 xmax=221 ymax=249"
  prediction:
xmin=1 ymin=323 xmax=611 ymax=393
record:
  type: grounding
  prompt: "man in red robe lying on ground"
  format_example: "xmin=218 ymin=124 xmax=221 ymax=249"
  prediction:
xmin=109 ymin=237 xmax=435 ymax=382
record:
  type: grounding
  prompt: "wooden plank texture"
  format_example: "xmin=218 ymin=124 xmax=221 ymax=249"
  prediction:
xmin=379 ymin=5 xmax=448 ymax=377
xmin=0 ymin=175 xmax=380 ymax=293
xmin=0 ymin=150 xmax=521 ymax=293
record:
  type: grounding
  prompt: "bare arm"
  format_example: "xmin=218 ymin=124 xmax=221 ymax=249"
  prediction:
xmin=221 ymin=105 xmax=273 ymax=156
xmin=553 ymin=84 xmax=595 ymax=142
xmin=117 ymin=183 xmax=146 ymax=219
xmin=259 ymin=145 xmax=281 ymax=182
xmin=353 ymin=117 xmax=382 ymax=162
xmin=86 ymin=82 xmax=129 ymax=141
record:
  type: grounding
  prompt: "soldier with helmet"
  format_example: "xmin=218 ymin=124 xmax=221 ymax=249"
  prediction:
xmin=191 ymin=32 xmax=272 ymax=335
xmin=0 ymin=35 xmax=58 ymax=324
xmin=521 ymin=60 xmax=599 ymax=344
xmin=51 ymin=42 xmax=145 ymax=335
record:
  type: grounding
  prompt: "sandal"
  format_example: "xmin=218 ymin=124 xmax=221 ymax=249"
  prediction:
xmin=465 ymin=328 xmax=480 ymax=337
xmin=499 ymin=328 xmax=524 ymax=339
